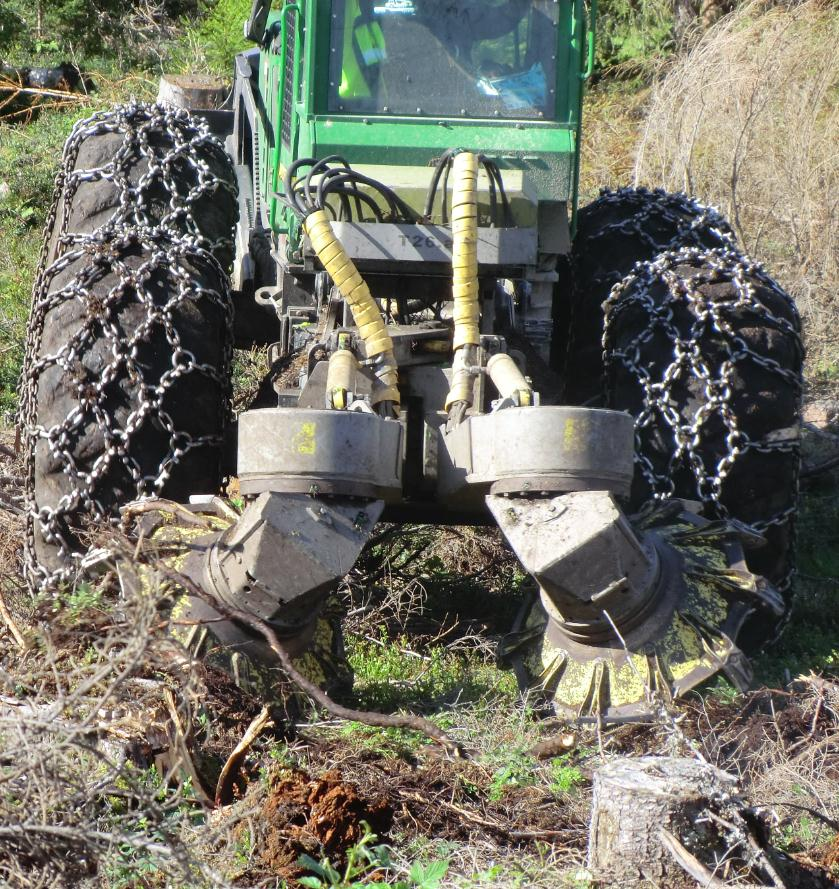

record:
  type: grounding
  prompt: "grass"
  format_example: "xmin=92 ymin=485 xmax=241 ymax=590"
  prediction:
xmin=0 ymin=109 xmax=82 ymax=422
xmin=0 ymin=71 xmax=158 ymax=424
xmin=347 ymin=632 xmax=518 ymax=713
xmin=753 ymin=469 xmax=839 ymax=687
xmin=634 ymin=0 xmax=839 ymax=371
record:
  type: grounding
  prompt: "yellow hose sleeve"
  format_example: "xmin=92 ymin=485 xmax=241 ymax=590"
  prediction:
xmin=446 ymin=151 xmax=481 ymax=412
xmin=445 ymin=348 xmax=474 ymax=411
xmin=304 ymin=211 xmax=395 ymax=360
xmin=450 ymin=152 xmax=480 ymax=353
xmin=326 ymin=348 xmax=358 ymax=410
xmin=303 ymin=210 xmax=399 ymax=409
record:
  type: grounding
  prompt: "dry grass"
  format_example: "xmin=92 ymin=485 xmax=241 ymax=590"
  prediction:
xmin=634 ymin=0 xmax=839 ymax=374
xmin=0 ymin=575 xmax=223 ymax=887
xmin=579 ymin=83 xmax=650 ymax=202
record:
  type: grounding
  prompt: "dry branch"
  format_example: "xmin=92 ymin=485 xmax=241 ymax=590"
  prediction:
xmin=151 ymin=559 xmax=466 ymax=756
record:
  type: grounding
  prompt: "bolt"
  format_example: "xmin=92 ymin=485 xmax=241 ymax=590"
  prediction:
xmin=353 ymin=511 xmax=369 ymax=530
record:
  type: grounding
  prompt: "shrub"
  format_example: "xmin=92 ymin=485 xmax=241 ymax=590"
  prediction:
xmin=596 ymin=0 xmax=675 ymax=70
xmin=173 ymin=0 xmax=252 ymax=76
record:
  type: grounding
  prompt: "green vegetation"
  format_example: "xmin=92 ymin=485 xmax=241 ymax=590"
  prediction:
xmin=595 ymin=0 xmax=674 ymax=70
xmin=753 ymin=478 xmax=839 ymax=687
xmin=347 ymin=632 xmax=518 ymax=712
xmin=297 ymin=824 xmax=450 ymax=889
xmin=1 ymin=2 xmax=838 ymax=887
xmin=173 ymin=0 xmax=252 ymax=74
xmin=0 ymin=108 xmax=89 ymax=421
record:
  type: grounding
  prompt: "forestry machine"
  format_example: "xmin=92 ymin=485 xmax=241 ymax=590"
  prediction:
xmin=22 ymin=0 xmax=803 ymax=721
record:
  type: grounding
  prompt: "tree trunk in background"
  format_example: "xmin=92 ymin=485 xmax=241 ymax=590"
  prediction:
xmin=157 ymin=74 xmax=228 ymax=111
xmin=588 ymin=756 xmax=739 ymax=887
xmin=673 ymin=0 xmax=736 ymax=41
xmin=699 ymin=0 xmax=734 ymax=29
xmin=672 ymin=0 xmax=697 ymax=41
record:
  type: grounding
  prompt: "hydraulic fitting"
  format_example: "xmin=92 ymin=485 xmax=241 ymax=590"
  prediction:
xmin=303 ymin=209 xmax=399 ymax=411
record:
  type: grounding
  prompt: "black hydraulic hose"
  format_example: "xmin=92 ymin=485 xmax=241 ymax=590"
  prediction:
xmin=320 ymin=170 xmax=415 ymax=223
xmin=284 ymin=157 xmax=319 ymax=216
xmin=423 ymin=148 xmax=457 ymax=220
xmin=440 ymin=159 xmax=453 ymax=225
xmin=483 ymin=158 xmax=498 ymax=226
xmin=285 ymin=157 xmax=420 ymax=225
xmin=489 ymin=161 xmax=513 ymax=227
xmin=353 ymin=172 xmax=418 ymax=222
xmin=323 ymin=186 xmax=385 ymax=222
xmin=317 ymin=170 xmax=380 ymax=220
xmin=315 ymin=167 xmax=362 ymax=211
xmin=304 ymin=154 xmax=353 ymax=216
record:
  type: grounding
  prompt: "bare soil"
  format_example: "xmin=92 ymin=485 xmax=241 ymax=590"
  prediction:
xmin=249 ymin=768 xmax=393 ymax=881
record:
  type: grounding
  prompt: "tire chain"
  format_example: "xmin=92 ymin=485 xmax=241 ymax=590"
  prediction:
xmin=577 ymin=187 xmax=738 ymax=283
xmin=602 ymin=243 xmax=804 ymax=604
xmin=563 ymin=187 xmax=739 ymax=402
xmin=20 ymin=103 xmax=237 ymax=593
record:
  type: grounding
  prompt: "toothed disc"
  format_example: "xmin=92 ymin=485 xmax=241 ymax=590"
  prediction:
xmin=500 ymin=506 xmax=783 ymax=722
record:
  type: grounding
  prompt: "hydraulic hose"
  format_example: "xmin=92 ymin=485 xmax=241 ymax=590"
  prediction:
xmin=445 ymin=151 xmax=481 ymax=413
xmin=303 ymin=210 xmax=400 ymax=412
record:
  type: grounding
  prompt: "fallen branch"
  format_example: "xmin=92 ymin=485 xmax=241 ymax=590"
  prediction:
xmin=152 ymin=560 xmax=466 ymax=757
xmin=0 ymin=493 xmax=24 ymax=515
xmin=766 ymin=801 xmax=839 ymax=833
xmin=401 ymin=790 xmax=573 ymax=842
xmin=161 ymin=688 xmax=213 ymax=805
xmin=661 ymin=828 xmax=764 ymax=889
xmin=800 ymin=453 xmax=839 ymax=479
xmin=0 ymin=586 xmax=26 ymax=648
xmin=215 ymin=706 xmax=272 ymax=807
xmin=530 ymin=731 xmax=577 ymax=760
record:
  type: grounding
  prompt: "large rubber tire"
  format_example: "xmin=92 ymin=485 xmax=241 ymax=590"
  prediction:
xmin=42 ymin=103 xmax=238 ymax=269
xmin=603 ymin=246 xmax=803 ymax=641
xmin=563 ymin=188 xmax=736 ymax=404
xmin=21 ymin=104 xmax=238 ymax=591
xmin=21 ymin=232 xmax=233 ymax=588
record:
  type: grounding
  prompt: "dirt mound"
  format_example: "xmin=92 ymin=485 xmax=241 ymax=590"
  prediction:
xmin=255 ymin=769 xmax=392 ymax=879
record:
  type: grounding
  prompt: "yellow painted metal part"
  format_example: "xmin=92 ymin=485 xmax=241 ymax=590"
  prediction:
xmin=303 ymin=209 xmax=399 ymax=407
xmin=506 ymin=515 xmax=760 ymax=720
xmin=326 ymin=347 xmax=358 ymax=410
xmin=486 ymin=352 xmax=534 ymax=405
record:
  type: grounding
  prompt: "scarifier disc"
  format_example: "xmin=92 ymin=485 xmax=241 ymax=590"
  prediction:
xmin=501 ymin=503 xmax=784 ymax=721
xmin=125 ymin=500 xmax=352 ymax=707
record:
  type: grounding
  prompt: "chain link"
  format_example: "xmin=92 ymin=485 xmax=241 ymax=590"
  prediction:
xmin=20 ymin=103 xmax=237 ymax=593
xmin=602 ymin=244 xmax=803 ymax=599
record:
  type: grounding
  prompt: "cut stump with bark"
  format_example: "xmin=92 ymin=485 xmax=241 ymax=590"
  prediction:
xmin=588 ymin=756 xmax=740 ymax=887
xmin=157 ymin=74 xmax=228 ymax=111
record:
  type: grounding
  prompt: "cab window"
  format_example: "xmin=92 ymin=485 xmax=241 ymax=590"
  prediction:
xmin=327 ymin=0 xmax=557 ymax=119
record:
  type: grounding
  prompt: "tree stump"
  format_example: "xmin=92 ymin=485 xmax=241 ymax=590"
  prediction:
xmin=588 ymin=756 xmax=740 ymax=887
xmin=157 ymin=74 xmax=228 ymax=111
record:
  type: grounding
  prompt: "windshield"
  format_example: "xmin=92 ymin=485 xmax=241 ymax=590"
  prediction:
xmin=327 ymin=0 xmax=557 ymax=119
